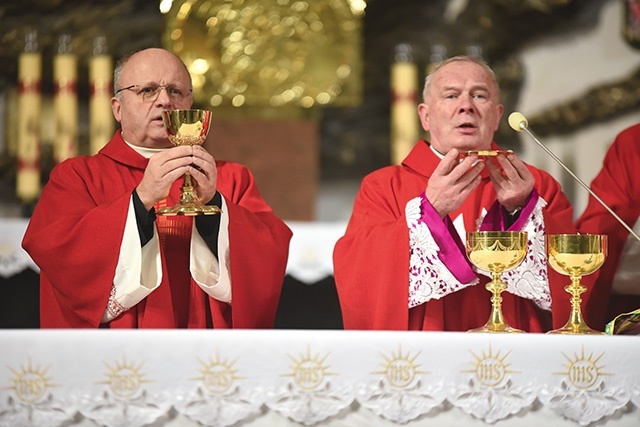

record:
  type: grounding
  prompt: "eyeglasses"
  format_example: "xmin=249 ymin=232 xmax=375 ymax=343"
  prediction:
xmin=114 ymin=84 xmax=193 ymax=102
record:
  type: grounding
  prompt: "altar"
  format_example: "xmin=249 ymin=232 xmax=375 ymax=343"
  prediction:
xmin=1 ymin=329 xmax=639 ymax=427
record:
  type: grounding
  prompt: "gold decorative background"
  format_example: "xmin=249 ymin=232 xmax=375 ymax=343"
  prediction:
xmin=163 ymin=0 xmax=363 ymax=109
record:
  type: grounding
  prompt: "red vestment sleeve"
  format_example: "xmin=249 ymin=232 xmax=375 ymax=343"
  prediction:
xmin=333 ymin=169 xmax=413 ymax=330
xmin=576 ymin=124 xmax=640 ymax=329
xmin=22 ymin=156 xmax=134 ymax=327
xmin=219 ymin=163 xmax=293 ymax=328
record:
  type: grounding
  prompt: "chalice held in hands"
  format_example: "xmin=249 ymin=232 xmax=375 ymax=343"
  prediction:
xmin=466 ymin=231 xmax=528 ymax=333
xmin=156 ymin=109 xmax=221 ymax=216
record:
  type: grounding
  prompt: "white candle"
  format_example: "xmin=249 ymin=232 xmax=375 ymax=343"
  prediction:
xmin=89 ymin=38 xmax=114 ymax=155
xmin=17 ymin=50 xmax=42 ymax=204
xmin=53 ymin=48 xmax=78 ymax=163
xmin=390 ymin=45 xmax=419 ymax=165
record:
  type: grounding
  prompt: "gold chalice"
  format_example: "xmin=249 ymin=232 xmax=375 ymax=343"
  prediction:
xmin=466 ymin=231 xmax=528 ymax=333
xmin=156 ymin=109 xmax=221 ymax=216
xmin=547 ymin=234 xmax=607 ymax=335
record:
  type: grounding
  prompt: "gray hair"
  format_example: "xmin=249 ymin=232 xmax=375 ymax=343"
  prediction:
xmin=422 ymin=55 xmax=500 ymax=103
xmin=113 ymin=50 xmax=135 ymax=95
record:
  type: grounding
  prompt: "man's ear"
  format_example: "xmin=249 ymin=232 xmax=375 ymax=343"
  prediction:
xmin=111 ymin=97 xmax=122 ymax=123
xmin=417 ymin=103 xmax=429 ymax=131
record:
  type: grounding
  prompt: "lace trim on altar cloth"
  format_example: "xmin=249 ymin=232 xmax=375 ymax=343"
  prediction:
xmin=405 ymin=196 xmax=552 ymax=311
xmin=405 ymin=197 xmax=478 ymax=308
xmin=1 ymin=335 xmax=638 ymax=427
xmin=501 ymin=197 xmax=551 ymax=311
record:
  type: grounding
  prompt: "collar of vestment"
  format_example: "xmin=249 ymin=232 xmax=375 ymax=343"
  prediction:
xmin=99 ymin=129 xmax=153 ymax=170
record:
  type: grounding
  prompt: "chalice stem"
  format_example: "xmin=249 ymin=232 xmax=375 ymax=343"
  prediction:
xmin=179 ymin=172 xmax=199 ymax=204
xmin=485 ymin=275 xmax=507 ymax=329
xmin=566 ymin=276 xmax=588 ymax=330
xmin=489 ymin=296 xmax=505 ymax=325
xmin=549 ymin=275 xmax=602 ymax=334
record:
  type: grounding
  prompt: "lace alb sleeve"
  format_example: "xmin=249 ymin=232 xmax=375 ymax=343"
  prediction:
xmin=501 ymin=197 xmax=551 ymax=311
xmin=406 ymin=197 xmax=478 ymax=308
xmin=102 ymin=197 xmax=162 ymax=322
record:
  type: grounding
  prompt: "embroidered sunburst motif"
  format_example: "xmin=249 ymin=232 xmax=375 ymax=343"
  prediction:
xmin=98 ymin=354 xmax=152 ymax=399
xmin=464 ymin=343 xmax=519 ymax=387
xmin=6 ymin=358 xmax=57 ymax=404
xmin=555 ymin=345 xmax=611 ymax=390
xmin=373 ymin=345 xmax=426 ymax=389
xmin=192 ymin=354 xmax=243 ymax=395
xmin=282 ymin=347 xmax=336 ymax=391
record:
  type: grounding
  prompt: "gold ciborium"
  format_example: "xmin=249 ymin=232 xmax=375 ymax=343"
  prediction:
xmin=466 ymin=231 xmax=528 ymax=333
xmin=156 ymin=109 xmax=221 ymax=216
xmin=547 ymin=234 xmax=607 ymax=335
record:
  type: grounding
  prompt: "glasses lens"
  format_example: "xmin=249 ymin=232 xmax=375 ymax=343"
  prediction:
xmin=140 ymin=86 xmax=188 ymax=102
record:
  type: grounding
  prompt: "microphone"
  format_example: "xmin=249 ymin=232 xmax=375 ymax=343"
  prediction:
xmin=508 ymin=111 xmax=640 ymax=243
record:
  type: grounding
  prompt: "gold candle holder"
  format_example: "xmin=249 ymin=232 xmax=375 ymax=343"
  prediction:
xmin=466 ymin=231 xmax=528 ymax=333
xmin=547 ymin=234 xmax=607 ymax=335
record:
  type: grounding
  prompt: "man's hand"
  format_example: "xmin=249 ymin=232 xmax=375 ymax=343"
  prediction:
xmin=136 ymin=146 xmax=201 ymax=210
xmin=485 ymin=152 xmax=534 ymax=213
xmin=188 ymin=145 xmax=218 ymax=204
xmin=426 ymin=149 xmax=484 ymax=218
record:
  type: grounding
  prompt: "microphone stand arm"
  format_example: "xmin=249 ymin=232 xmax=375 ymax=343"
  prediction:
xmin=519 ymin=123 xmax=640 ymax=243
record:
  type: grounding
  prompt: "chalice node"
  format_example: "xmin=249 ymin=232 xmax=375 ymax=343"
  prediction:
xmin=466 ymin=231 xmax=528 ymax=333
xmin=547 ymin=234 xmax=607 ymax=335
xmin=156 ymin=109 xmax=221 ymax=216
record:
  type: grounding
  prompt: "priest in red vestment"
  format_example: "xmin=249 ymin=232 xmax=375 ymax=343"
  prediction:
xmin=333 ymin=56 xmax=599 ymax=332
xmin=22 ymin=48 xmax=292 ymax=328
xmin=576 ymin=123 xmax=640 ymax=327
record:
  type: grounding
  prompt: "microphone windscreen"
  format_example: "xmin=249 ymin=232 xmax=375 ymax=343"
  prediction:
xmin=508 ymin=112 xmax=528 ymax=132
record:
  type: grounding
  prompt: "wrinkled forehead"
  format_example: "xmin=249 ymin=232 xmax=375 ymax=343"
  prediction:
xmin=121 ymin=50 xmax=191 ymax=86
xmin=434 ymin=61 xmax=495 ymax=90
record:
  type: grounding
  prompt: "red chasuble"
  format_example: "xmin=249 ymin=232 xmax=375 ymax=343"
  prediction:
xmin=334 ymin=140 xmax=592 ymax=332
xmin=576 ymin=123 xmax=640 ymax=328
xmin=23 ymin=130 xmax=292 ymax=328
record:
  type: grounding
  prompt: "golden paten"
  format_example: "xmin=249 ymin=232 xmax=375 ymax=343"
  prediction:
xmin=162 ymin=0 xmax=363 ymax=109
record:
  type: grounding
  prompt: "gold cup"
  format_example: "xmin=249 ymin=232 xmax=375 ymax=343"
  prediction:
xmin=547 ymin=234 xmax=607 ymax=334
xmin=466 ymin=231 xmax=528 ymax=333
xmin=156 ymin=109 xmax=221 ymax=216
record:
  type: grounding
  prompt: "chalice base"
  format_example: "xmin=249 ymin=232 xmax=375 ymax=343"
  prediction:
xmin=157 ymin=202 xmax=221 ymax=216
xmin=156 ymin=171 xmax=221 ymax=216
xmin=547 ymin=322 xmax=604 ymax=335
xmin=469 ymin=321 xmax=524 ymax=334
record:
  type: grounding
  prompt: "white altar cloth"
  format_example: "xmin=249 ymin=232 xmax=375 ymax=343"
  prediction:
xmin=0 ymin=329 xmax=639 ymax=427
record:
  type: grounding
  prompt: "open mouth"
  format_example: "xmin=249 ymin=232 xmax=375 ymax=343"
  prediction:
xmin=458 ymin=122 xmax=476 ymax=129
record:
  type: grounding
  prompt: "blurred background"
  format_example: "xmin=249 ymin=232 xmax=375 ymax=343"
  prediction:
xmin=1 ymin=0 xmax=639 ymax=220
xmin=1 ymin=0 xmax=639 ymax=327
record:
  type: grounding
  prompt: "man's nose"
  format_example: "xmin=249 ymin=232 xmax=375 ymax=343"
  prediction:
xmin=458 ymin=94 xmax=475 ymax=113
xmin=154 ymin=87 xmax=173 ymax=105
